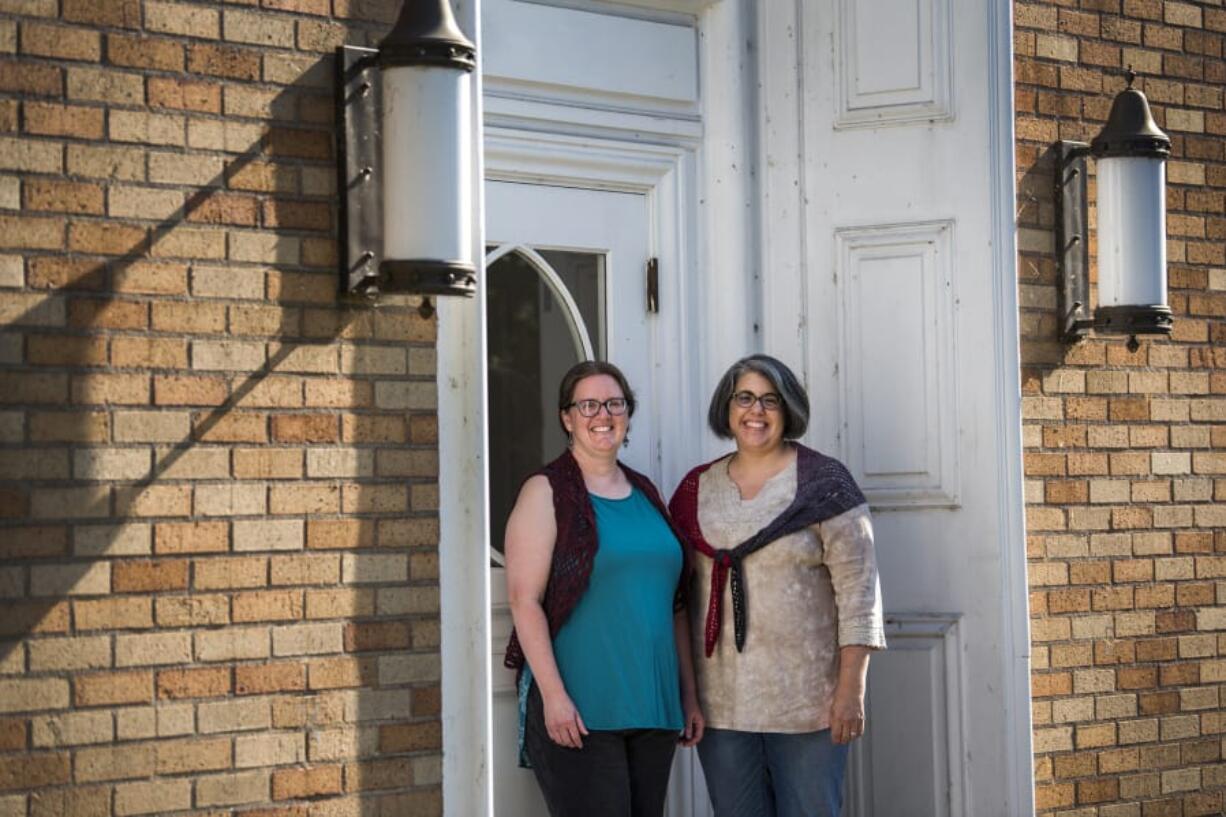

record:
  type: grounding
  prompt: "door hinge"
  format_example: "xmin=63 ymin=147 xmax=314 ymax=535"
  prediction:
xmin=646 ymin=257 xmax=659 ymax=313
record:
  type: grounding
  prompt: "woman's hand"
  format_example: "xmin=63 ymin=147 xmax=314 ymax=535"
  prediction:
xmin=829 ymin=645 xmax=871 ymax=744
xmin=828 ymin=680 xmax=865 ymax=744
xmin=679 ymin=693 xmax=705 ymax=747
xmin=543 ymin=690 xmax=589 ymax=749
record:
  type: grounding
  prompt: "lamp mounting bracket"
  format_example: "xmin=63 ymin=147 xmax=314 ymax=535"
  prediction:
xmin=1056 ymin=140 xmax=1093 ymax=342
xmin=337 ymin=45 xmax=382 ymax=296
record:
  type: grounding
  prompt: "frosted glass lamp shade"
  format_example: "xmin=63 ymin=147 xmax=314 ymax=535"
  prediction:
xmin=381 ymin=64 xmax=474 ymax=272
xmin=1096 ymin=155 xmax=1166 ymax=309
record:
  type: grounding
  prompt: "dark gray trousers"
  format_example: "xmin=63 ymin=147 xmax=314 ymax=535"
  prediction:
xmin=525 ymin=682 xmax=678 ymax=817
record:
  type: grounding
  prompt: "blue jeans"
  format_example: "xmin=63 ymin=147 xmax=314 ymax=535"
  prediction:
xmin=697 ymin=728 xmax=849 ymax=817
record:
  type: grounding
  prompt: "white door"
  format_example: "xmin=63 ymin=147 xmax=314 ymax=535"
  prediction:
xmin=754 ymin=1 xmax=1027 ymax=815
xmin=486 ymin=180 xmax=701 ymax=816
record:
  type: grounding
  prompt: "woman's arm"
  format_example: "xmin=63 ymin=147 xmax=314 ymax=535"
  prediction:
xmin=673 ymin=610 xmax=704 ymax=746
xmin=818 ymin=505 xmax=886 ymax=744
xmin=829 ymin=645 xmax=870 ymax=744
xmin=505 ymin=474 xmax=588 ymax=748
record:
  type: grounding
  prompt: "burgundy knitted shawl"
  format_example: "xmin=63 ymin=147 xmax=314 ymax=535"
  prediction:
xmin=503 ymin=450 xmax=689 ymax=672
xmin=668 ymin=444 xmax=866 ymax=657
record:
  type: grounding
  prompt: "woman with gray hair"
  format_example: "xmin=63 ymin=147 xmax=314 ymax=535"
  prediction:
xmin=669 ymin=354 xmax=886 ymax=817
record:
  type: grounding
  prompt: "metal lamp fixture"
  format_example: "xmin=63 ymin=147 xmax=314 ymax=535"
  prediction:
xmin=1055 ymin=69 xmax=1172 ymax=350
xmin=336 ymin=0 xmax=477 ymax=307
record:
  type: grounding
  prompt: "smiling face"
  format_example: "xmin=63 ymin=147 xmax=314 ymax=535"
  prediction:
xmin=561 ymin=374 xmax=628 ymax=457
xmin=729 ymin=370 xmax=786 ymax=455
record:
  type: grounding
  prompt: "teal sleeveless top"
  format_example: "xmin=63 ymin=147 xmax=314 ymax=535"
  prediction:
xmin=550 ymin=486 xmax=685 ymax=731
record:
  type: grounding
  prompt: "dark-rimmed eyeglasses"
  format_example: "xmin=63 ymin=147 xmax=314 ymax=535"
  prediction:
xmin=566 ymin=398 xmax=629 ymax=417
xmin=731 ymin=390 xmax=782 ymax=411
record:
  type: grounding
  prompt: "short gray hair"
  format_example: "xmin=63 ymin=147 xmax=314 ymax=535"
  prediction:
xmin=707 ymin=354 xmax=809 ymax=440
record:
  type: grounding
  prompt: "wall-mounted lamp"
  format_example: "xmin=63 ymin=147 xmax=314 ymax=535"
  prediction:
xmin=1056 ymin=69 xmax=1172 ymax=351
xmin=336 ymin=0 xmax=476 ymax=313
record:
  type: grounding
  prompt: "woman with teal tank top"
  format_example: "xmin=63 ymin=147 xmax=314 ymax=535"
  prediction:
xmin=503 ymin=360 xmax=705 ymax=817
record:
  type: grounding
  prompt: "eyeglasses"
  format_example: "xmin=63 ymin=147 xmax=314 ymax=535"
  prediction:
xmin=566 ymin=398 xmax=629 ymax=417
xmin=731 ymin=390 xmax=783 ymax=411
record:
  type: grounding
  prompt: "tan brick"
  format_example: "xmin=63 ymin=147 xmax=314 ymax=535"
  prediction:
xmin=382 ymin=721 xmax=446 ymax=750
xmin=272 ymin=765 xmax=342 ymax=800
xmin=30 ymin=710 xmax=113 ymax=748
xmin=63 ymin=66 xmax=143 ymax=108
xmin=307 ymin=520 xmax=375 ymax=551
xmin=270 ymin=484 xmax=340 ymax=515
xmin=379 ymin=653 xmax=440 ymax=685
xmin=0 ymin=752 xmax=70 ymax=792
xmin=305 ymin=588 xmax=375 ymax=619
xmin=105 ymin=337 xmax=185 ymax=369
xmin=195 ymin=626 xmax=270 ymax=662
xmin=155 ymin=521 xmax=229 ymax=554
xmin=27 ymin=334 xmax=109 ymax=367
xmin=195 ymin=770 xmax=269 ymax=807
xmin=107 ymin=186 xmax=184 ymax=223
xmin=67 ymin=221 xmax=146 ymax=256
xmin=74 ymin=597 xmax=153 ymax=631
xmin=145 ymin=1 xmax=220 ymax=37
xmin=112 ymin=411 xmax=190 ymax=443
xmin=74 ymin=671 xmax=151 ymax=707
xmin=0 ymin=136 xmax=61 ymax=175
xmin=343 ymin=553 xmax=408 ymax=584
xmin=25 ymin=102 xmax=104 ymax=139
xmin=155 ymin=666 xmax=231 ymax=701
xmin=199 ymin=697 xmax=271 ymax=734
xmin=235 ymin=732 xmax=305 ymax=768
xmin=296 ymin=19 xmax=347 ymax=52
xmin=70 ymin=372 xmax=147 ymax=404
xmin=153 ymin=446 xmax=231 ymax=480
xmin=29 ymin=485 xmax=110 ymax=518
xmin=308 ymin=725 xmax=376 ymax=762
xmin=74 ymin=523 xmax=152 ymax=557
xmin=150 ymin=226 xmax=226 ymax=260
xmin=233 ymin=589 xmax=303 ymax=622
xmin=110 ymin=110 xmax=185 ymax=147
xmin=30 ymin=562 xmax=110 ymax=597
xmin=306 ymin=449 xmax=375 ymax=478
xmin=107 ymin=33 xmax=183 ymax=71
xmin=27 ymin=635 xmax=111 ymax=671
xmin=113 ymin=779 xmax=192 ymax=816
xmin=273 ymin=622 xmax=343 ymax=656
xmin=25 ymin=784 xmax=110 ymax=816
xmin=115 ymin=632 xmax=192 ymax=667
xmin=269 ymin=553 xmax=339 ymax=586
xmin=228 ymin=231 xmax=298 ymax=264
xmin=192 ymin=339 xmax=266 ymax=371
xmin=76 ymin=743 xmax=156 ymax=782
xmin=195 ymin=482 xmax=268 ymax=517
xmin=154 ymin=737 xmax=232 ymax=775
xmin=155 ymin=594 xmax=229 ymax=627
xmin=25 ymin=179 xmax=104 ymax=215
xmin=0 ymin=59 xmax=60 ymax=97
xmin=308 ymin=656 xmax=375 ymax=690
xmin=234 ymin=662 xmax=305 ymax=696
xmin=113 ymin=484 xmax=191 ymax=518
xmin=21 ymin=21 xmax=99 ymax=60
xmin=0 ymin=678 xmax=69 ymax=713
xmin=70 ymin=448 xmax=150 ymax=482
xmin=0 ymin=214 xmax=65 ymax=249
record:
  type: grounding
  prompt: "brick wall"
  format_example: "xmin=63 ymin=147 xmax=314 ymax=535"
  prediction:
xmin=1016 ymin=1 xmax=1226 ymax=814
xmin=0 ymin=1 xmax=445 ymax=814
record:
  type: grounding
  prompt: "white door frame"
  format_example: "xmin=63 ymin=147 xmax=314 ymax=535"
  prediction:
xmin=434 ymin=2 xmax=1028 ymax=815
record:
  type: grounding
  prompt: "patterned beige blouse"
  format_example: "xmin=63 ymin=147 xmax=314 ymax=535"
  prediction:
xmin=691 ymin=455 xmax=886 ymax=733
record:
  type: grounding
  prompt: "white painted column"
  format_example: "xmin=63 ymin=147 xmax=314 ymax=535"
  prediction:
xmin=437 ymin=1 xmax=492 ymax=816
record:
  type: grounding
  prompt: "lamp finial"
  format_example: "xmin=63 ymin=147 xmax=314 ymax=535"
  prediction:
xmin=1124 ymin=66 xmax=1136 ymax=88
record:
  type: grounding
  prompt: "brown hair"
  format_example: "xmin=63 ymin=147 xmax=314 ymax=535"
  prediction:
xmin=556 ymin=360 xmax=637 ymax=433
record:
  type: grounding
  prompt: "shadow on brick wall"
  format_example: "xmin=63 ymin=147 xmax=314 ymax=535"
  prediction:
xmin=0 ymin=9 xmax=444 ymax=814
